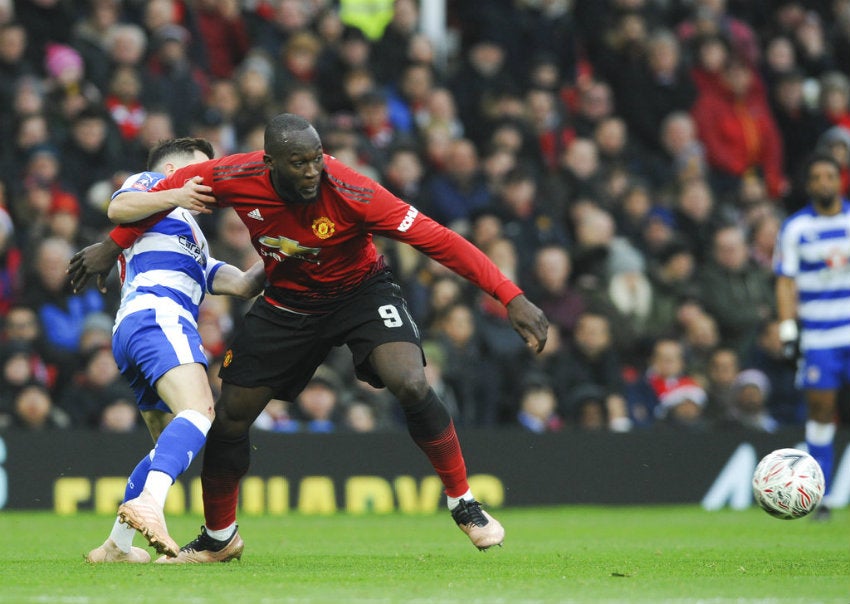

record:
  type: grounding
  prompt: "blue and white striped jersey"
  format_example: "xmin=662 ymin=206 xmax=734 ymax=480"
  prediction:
xmin=111 ymin=171 xmax=224 ymax=330
xmin=774 ymin=201 xmax=850 ymax=350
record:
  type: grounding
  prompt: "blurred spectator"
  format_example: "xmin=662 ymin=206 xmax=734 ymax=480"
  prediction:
xmin=430 ymin=301 xmax=501 ymax=427
xmin=0 ymin=205 xmax=21 ymax=315
xmin=251 ymin=0 xmax=311 ymax=59
xmin=550 ymin=137 xmax=607 ymax=208
xmin=254 ymin=399 xmax=300 ymax=433
xmin=744 ymin=318 xmax=805 ymax=425
xmin=516 ymin=377 xmax=563 ymax=433
xmin=769 ymin=69 xmax=828 ymax=178
xmin=0 ymin=22 xmax=33 ymax=119
xmin=814 ymin=125 xmax=850 ymax=196
xmin=723 ymin=368 xmax=780 ymax=432
xmin=525 ymin=86 xmax=574 ymax=173
xmin=671 ymin=178 xmax=724 ymax=264
xmin=644 ymin=239 xmax=699 ymax=340
xmin=524 ymin=244 xmax=586 ymax=339
xmin=293 ymin=369 xmax=343 ymax=433
xmin=422 ymin=138 xmax=492 ymax=230
xmin=99 ymin=396 xmax=139 ymax=432
xmin=448 ymin=36 xmax=514 ymax=146
xmin=231 ymin=52 xmax=277 ymax=143
xmin=495 ymin=166 xmax=570 ymax=274
xmin=8 ymin=382 xmax=70 ymax=430
xmin=612 ymin=29 xmax=697 ymax=157
xmin=691 ymin=56 xmax=787 ymax=200
xmin=122 ymin=109 xmax=176 ymax=172
xmin=382 ymin=145 xmax=426 ymax=206
xmin=59 ymin=106 xmax=124 ymax=218
xmin=43 ymin=43 xmax=102 ymax=127
xmin=342 ymin=398 xmax=379 ymax=433
xmin=476 ymin=238 xmax=528 ymax=368
xmin=698 ymin=225 xmax=774 ymax=355
xmin=657 ymin=111 xmax=708 ymax=188
xmin=317 ymin=24 xmax=373 ymax=115
xmin=58 ymin=344 xmax=132 ymax=428
xmin=748 ymin=210 xmax=782 ymax=275
xmin=71 ymin=0 xmax=123 ymax=92
xmin=680 ymin=309 xmax=721 ymax=383
xmin=564 ymin=384 xmax=609 ymax=431
xmin=104 ymin=66 xmax=146 ymax=143
xmin=23 ymin=237 xmax=107 ymax=354
xmin=559 ymin=311 xmax=630 ymax=432
xmin=353 ymin=89 xmax=412 ymax=171
xmin=627 ymin=337 xmax=708 ymax=429
xmin=676 ymin=0 xmax=760 ymax=68
xmin=572 ymin=80 xmax=616 ymax=140
xmin=103 ymin=23 xmax=148 ymax=71
xmin=144 ymin=24 xmax=208 ymax=136
xmin=194 ymin=0 xmax=250 ymax=80
xmin=818 ymin=71 xmax=850 ymax=131
xmin=2 ymin=305 xmax=67 ymax=392
xmin=275 ymin=30 xmax=322 ymax=98
xmin=372 ymin=0 xmax=420 ymax=85
xmin=78 ymin=311 xmax=113 ymax=356
xmin=704 ymin=346 xmax=740 ymax=421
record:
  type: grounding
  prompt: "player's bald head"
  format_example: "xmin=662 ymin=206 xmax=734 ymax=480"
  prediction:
xmin=264 ymin=113 xmax=320 ymax=156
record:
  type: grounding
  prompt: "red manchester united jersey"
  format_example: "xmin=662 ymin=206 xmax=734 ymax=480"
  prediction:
xmin=110 ymin=152 xmax=522 ymax=311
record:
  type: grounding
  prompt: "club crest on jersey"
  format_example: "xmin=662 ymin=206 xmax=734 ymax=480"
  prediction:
xmin=258 ymin=235 xmax=321 ymax=263
xmin=223 ymin=349 xmax=233 ymax=367
xmin=312 ymin=216 xmax=335 ymax=239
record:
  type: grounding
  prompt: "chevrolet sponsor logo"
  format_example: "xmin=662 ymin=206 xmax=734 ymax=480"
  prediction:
xmin=258 ymin=235 xmax=321 ymax=263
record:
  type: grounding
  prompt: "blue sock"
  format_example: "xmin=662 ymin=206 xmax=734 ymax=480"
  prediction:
xmin=149 ymin=411 xmax=211 ymax=481
xmin=807 ymin=441 xmax=834 ymax=495
xmin=124 ymin=450 xmax=154 ymax=503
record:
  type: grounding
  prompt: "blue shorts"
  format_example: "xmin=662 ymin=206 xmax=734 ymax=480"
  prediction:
xmin=113 ymin=307 xmax=208 ymax=413
xmin=798 ymin=346 xmax=850 ymax=390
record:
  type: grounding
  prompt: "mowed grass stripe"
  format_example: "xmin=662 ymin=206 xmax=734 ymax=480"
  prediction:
xmin=0 ymin=506 xmax=846 ymax=603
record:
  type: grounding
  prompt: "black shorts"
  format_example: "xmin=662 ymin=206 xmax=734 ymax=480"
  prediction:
xmin=219 ymin=270 xmax=422 ymax=400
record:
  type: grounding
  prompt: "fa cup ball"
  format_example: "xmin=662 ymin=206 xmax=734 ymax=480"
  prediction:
xmin=752 ymin=448 xmax=825 ymax=519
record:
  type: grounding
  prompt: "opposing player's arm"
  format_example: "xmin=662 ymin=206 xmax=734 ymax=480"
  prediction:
xmin=208 ymin=260 xmax=265 ymax=299
xmin=775 ymin=275 xmax=798 ymax=323
xmin=108 ymin=176 xmax=215 ymax=224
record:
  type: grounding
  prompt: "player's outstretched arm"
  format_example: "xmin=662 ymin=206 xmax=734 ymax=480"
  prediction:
xmin=506 ymin=294 xmax=549 ymax=353
xmin=67 ymin=238 xmax=123 ymax=293
xmin=108 ymin=176 xmax=215 ymax=224
xmin=209 ymin=260 xmax=265 ymax=299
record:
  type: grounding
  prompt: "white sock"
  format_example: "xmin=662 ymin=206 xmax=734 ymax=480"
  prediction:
xmin=806 ymin=420 xmax=836 ymax=445
xmin=109 ymin=516 xmax=136 ymax=553
xmin=447 ymin=489 xmax=474 ymax=511
xmin=143 ymin=470 xmax=173 ymax=508
xmin=205 ymin=523 xmax=237 ymax=541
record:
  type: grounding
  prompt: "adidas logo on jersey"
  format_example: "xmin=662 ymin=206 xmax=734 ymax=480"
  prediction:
xmin=248 ymin=208 xmax=263 ymax=221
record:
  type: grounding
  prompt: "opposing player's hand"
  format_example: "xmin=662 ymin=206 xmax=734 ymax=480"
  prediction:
xmin=506 ymin=294 xmax=549 ymax=353
xmin=174 ymin=175 xmax=215 ymax=214
xmin=67 ymin=239 xmax=122 ymax=293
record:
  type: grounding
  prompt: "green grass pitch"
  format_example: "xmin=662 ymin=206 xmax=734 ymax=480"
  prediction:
xmin=0 ymin=506 xmax=846 ymax=603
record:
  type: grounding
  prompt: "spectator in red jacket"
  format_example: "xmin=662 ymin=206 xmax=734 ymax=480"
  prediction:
xmin=691 ymin=57 xmax=787 ymax=200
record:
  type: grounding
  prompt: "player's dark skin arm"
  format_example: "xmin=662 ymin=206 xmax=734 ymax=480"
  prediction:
xmin=67 ymin=238 xmax=123 ymax=293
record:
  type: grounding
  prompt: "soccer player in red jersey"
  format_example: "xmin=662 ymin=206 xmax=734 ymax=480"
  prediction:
xmin=69 ymin=113 xmax=548 ymax=560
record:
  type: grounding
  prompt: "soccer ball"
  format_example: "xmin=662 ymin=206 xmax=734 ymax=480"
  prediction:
xmin=752 ymin=448 xmax=825 ymax=519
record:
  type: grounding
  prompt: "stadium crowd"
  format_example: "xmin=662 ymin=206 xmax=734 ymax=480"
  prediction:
xmin=0 ymin=0 xmax=849 ymax=434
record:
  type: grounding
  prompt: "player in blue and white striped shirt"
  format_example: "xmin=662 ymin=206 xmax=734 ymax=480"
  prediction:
xmin=80 ymin=138 xmax=264 ymax=562
xmin=774 ymin=153 xmax=850 ymax=519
